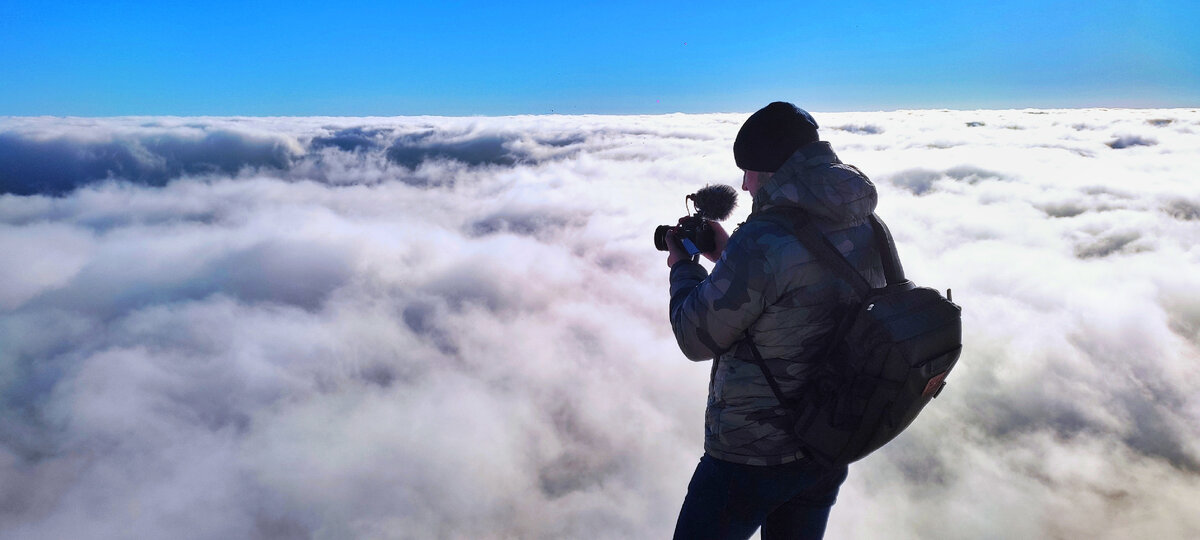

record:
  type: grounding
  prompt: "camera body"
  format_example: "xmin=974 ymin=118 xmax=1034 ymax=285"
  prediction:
xmin=654 ymin=217 xmax=717 ymax=254
xmin=654 ymin=184 xmax=738 ymax=255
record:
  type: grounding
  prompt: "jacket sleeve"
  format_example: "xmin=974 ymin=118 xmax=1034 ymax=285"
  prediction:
xmin=668 ymin=224 xmax=779 ymax=361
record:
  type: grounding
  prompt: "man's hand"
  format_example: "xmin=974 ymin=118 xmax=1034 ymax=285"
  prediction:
xmin=665 ymin=228 xmax=690 ymax=268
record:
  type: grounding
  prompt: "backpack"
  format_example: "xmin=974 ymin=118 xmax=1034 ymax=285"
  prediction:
xmin=743 ymin=209 xmax=962 ymax=467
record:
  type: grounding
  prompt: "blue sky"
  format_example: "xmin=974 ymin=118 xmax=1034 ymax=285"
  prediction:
xmin=2 ymin=0 xmax=1198 ymax=116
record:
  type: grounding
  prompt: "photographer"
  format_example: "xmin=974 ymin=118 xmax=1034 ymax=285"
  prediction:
xmin=665 ymin=102 xmax=886 ymax=540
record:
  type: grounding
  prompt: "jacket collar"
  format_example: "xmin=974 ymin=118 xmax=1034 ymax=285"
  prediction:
xmin=791 ymin=141 xmax=840 ymax=167
xmin=751 ymin=141 xmax=840 ymax=214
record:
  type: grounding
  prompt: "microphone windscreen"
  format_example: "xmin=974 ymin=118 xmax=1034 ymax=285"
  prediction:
xmin=691 ymin=184 xmax=738 ymax=221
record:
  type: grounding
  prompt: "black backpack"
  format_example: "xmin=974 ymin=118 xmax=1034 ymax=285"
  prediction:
xmin=744 ymin=210 xmax=962 ymax=467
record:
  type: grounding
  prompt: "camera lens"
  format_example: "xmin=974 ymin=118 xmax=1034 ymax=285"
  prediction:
xmin=654 ymin=225 xmax=673 ymax=251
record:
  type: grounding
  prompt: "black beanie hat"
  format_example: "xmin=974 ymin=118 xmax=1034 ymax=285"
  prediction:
xmin=733 ymin=102 xmax=819 ymax=172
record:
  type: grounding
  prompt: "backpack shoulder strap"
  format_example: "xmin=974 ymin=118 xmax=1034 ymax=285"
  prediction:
xmin=742 ymin=208 xmax=879 ymax=416
xmin=741 ymin=210 xmax=912 ymax=430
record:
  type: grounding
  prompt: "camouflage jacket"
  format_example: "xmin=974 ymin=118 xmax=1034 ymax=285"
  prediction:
xmin=669 ymin=141 xmax=886 ymax=466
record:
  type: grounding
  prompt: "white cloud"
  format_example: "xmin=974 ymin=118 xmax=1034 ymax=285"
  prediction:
xmin=1 ymin=108 xmax=1198 ymax=539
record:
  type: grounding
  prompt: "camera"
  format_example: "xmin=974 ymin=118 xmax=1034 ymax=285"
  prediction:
xmin=654 ymin=184 xmax=738 ymax=255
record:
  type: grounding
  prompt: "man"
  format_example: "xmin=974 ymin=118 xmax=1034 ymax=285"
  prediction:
xmin=666 ymin=102 xmax=886 ymax=540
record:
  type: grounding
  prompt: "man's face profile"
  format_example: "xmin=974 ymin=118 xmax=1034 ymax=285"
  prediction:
xmin=741 ymin=169 xmax=768 ymax=196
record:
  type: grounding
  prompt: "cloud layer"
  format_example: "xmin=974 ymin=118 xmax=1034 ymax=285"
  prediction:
xmin=2 ymin=109 xmax=1199 ymax=539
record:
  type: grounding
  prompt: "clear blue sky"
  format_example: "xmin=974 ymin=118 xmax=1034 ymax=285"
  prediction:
xmin=2 ymin=0 xmax=1198 ymax=116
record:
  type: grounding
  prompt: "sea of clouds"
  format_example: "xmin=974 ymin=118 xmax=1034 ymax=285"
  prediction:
xmin=1 ymin=109 xmax=1198 ymax=539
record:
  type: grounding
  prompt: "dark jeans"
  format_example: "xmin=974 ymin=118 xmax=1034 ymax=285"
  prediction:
xmin=672 ymin=453 xmax=848 ymax=540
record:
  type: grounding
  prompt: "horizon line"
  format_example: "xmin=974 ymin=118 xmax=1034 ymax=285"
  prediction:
xmin=4 ymin=105 xmax=1199 ymax=121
